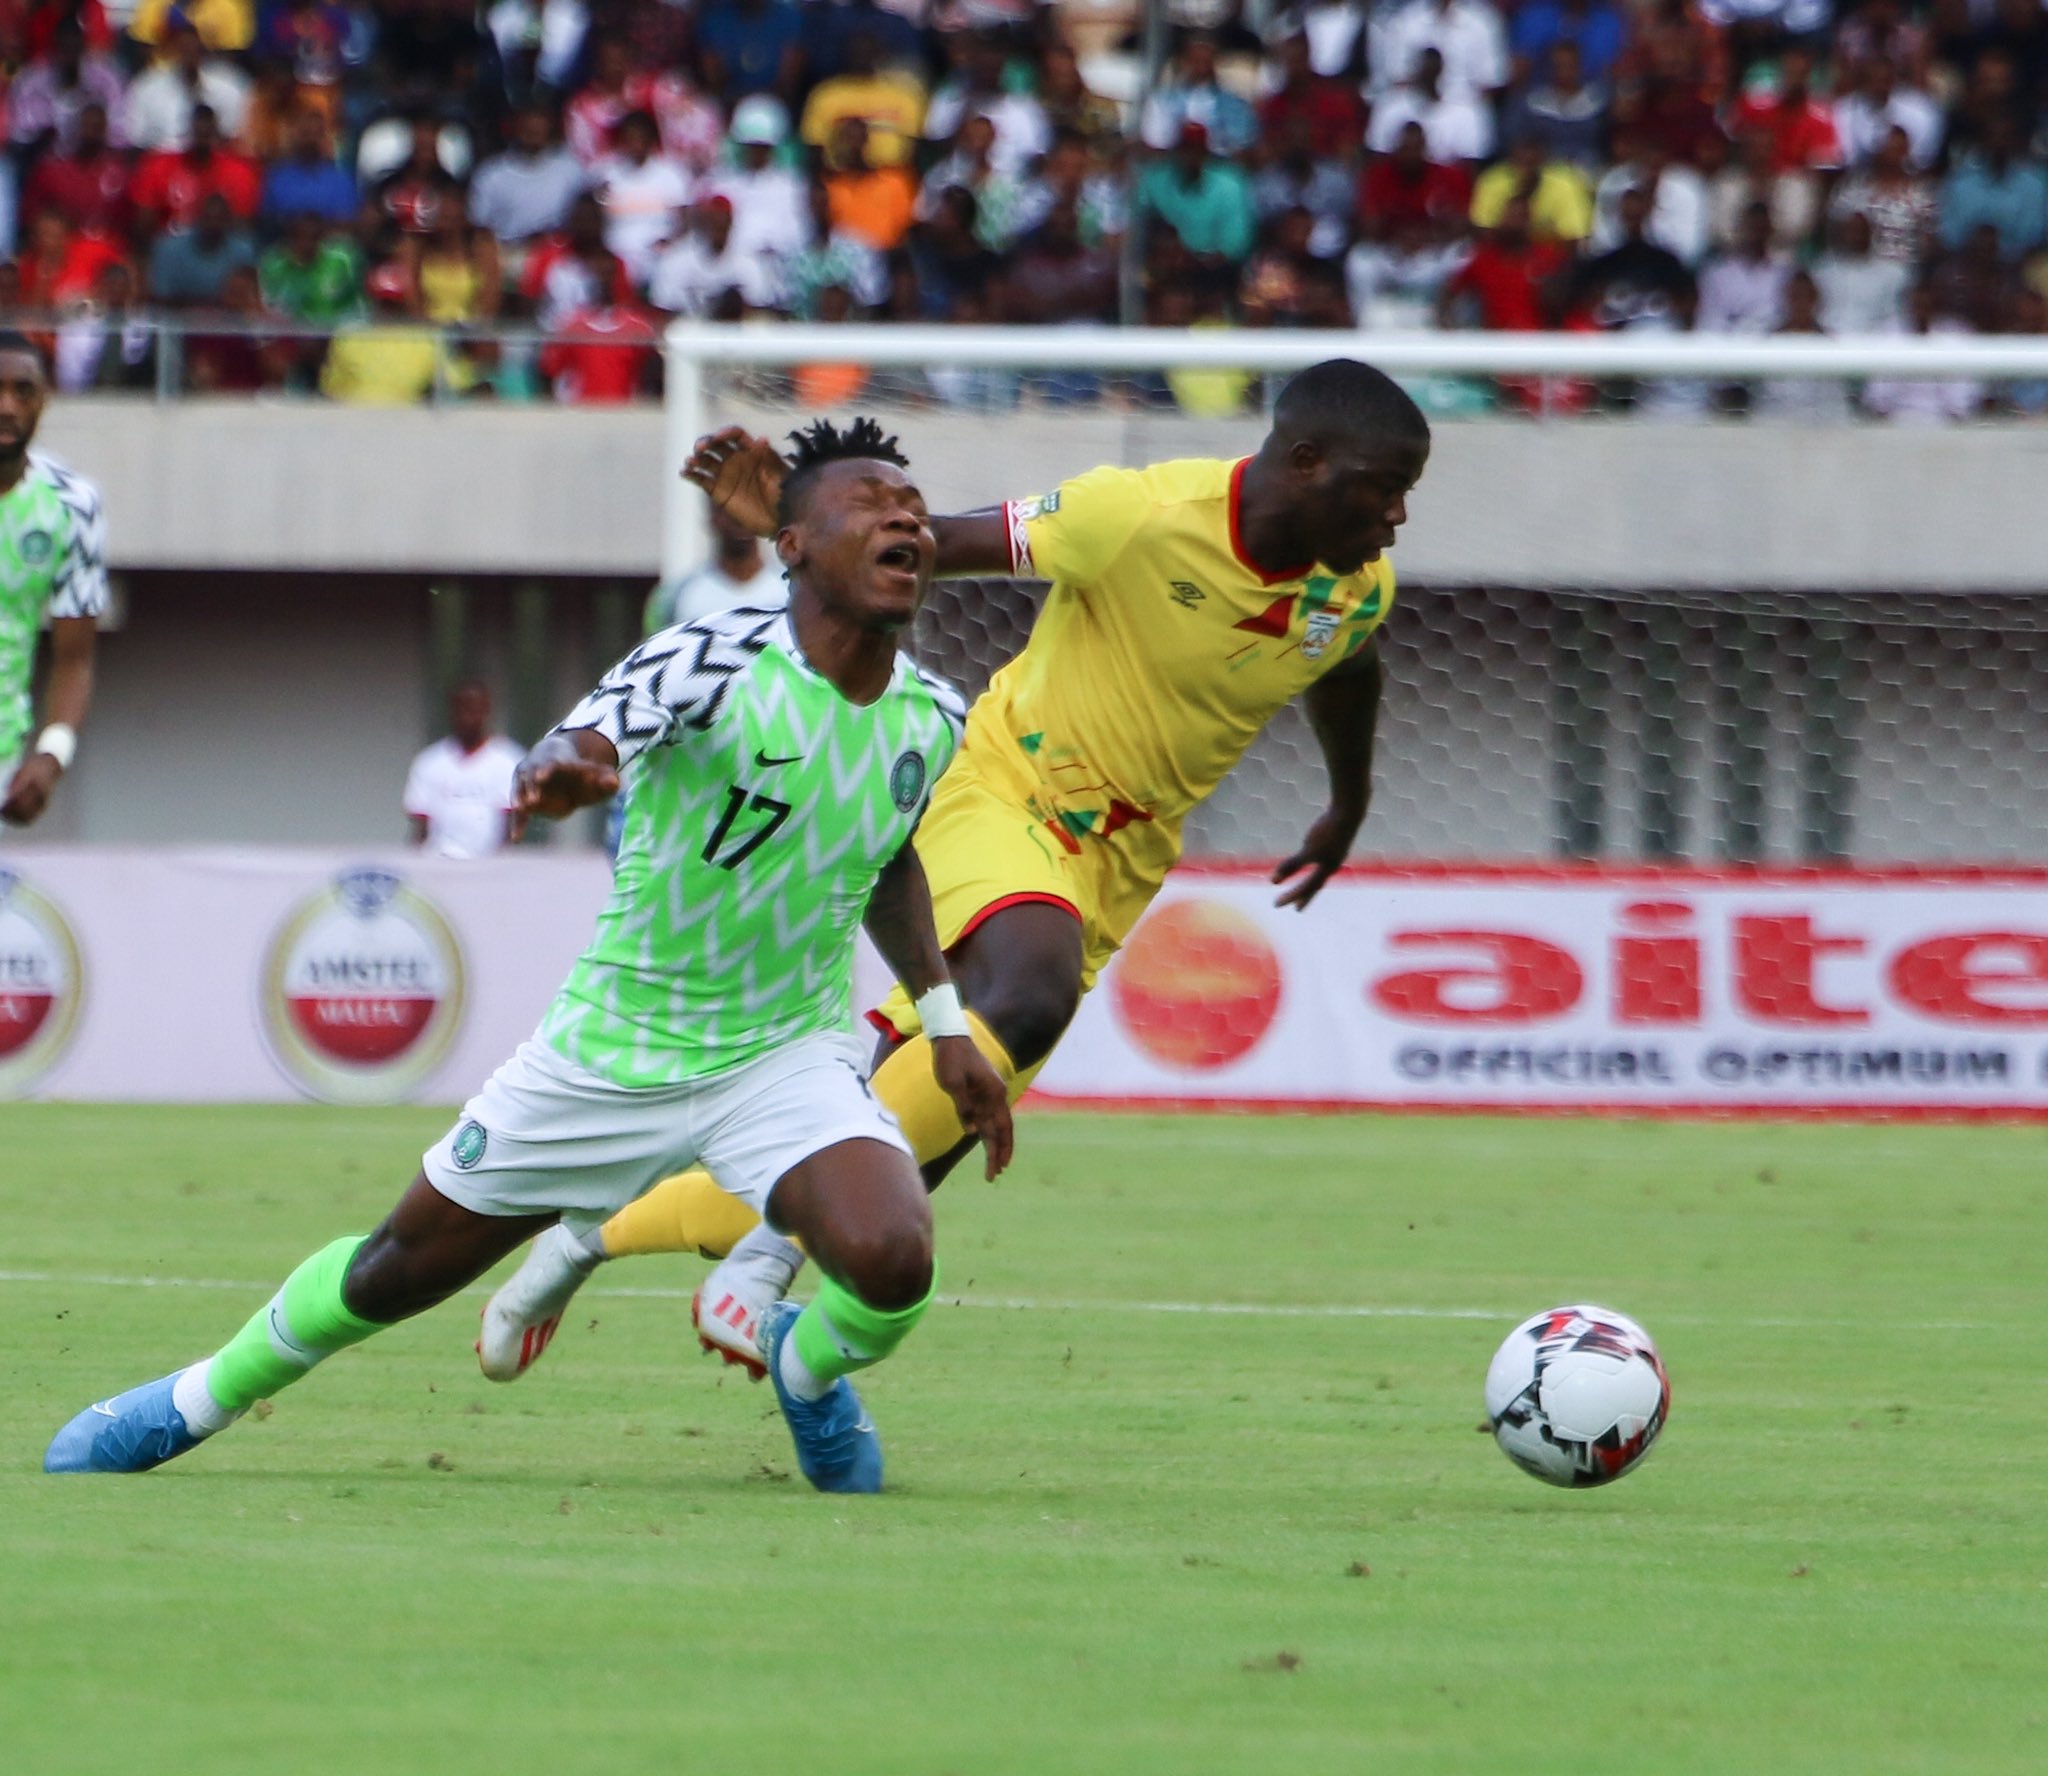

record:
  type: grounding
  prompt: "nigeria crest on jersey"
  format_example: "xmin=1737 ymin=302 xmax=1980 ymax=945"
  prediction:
xmin=890 ymin=750 xmax=927 ymax=812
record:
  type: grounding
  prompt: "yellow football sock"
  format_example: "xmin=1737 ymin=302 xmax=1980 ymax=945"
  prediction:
xmin=601 ymin=1167 xmax=764 ymax=1260
xmin=598 ymin=1014 xmax=1029 ymax=1261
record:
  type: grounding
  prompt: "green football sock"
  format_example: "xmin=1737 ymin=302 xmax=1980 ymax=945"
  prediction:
xmin=790 ymin=1270 xmax=935 ymax=1386
xmin=205 ymin=1235 xmax=386 ymax=1413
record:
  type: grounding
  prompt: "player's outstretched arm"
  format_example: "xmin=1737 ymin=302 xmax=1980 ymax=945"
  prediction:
xmin=2 ymin=615 xmax=95 ymax=827
xmin=1272 ymin=639 xmax=1384 ymax=911
xmin=683 ymin=427 xmax=1012 ymax=578
xmin=510 ymin=728 xmax=620 ymax=838
xmin=864 ymin=841 xmax=1015 ymax=1179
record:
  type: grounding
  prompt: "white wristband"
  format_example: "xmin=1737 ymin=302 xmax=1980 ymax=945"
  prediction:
xmin=915 ymin=982 xmax=971 ymax=1041
xmin=34 ymin=723 xmax=77 ymax=771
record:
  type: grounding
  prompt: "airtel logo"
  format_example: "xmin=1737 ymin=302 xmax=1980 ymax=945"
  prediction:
xmin=1369 ymin=900 xmax=2048 ymax=1028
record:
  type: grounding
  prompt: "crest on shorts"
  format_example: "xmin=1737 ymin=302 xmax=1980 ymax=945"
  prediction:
xmin=890 ymin=750 xmax=927 ymax=812
xmin=20 ymin=528 xmax=52 ymax=567
xmin=1301 ymin=610 xmax=1341 ymax=660
xmin=452 ymin=1120 xmax=488 ymax=1170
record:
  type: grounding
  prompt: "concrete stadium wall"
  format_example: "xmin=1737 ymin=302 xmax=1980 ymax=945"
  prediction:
xmin=37 ymin=396 xmax=2048 ymax=592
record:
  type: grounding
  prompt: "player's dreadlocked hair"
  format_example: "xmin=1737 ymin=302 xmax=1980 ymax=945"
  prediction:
xmin=777 ymin=416 xmax=911 ymax=525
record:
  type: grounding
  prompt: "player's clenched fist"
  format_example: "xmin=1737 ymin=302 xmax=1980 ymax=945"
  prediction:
xmin=1 ymin=753 xmax=61 ymax=826
xmin=683 ymin=427 xmax=787 ymax=539
xmin=511 ymin=732 xmax=620 ymax=837
xmin=931 ymin=1035 xmax=1015 ymax=1180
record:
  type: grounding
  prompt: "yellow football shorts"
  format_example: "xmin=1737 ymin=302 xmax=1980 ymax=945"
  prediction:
xmin=872 ymin=739 xmax=1178 ymax=1040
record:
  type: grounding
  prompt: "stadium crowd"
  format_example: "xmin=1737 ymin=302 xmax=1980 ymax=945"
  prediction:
xmin=1 ymin=0 xmax=2044 ymax=411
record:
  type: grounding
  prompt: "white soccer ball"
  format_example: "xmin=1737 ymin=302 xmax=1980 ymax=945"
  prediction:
xmin=1484 ymin=1305 xmax=1671 ymax=1488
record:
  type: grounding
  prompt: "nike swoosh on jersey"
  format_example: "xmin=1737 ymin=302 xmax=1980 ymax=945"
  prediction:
xmin=754 ymin=749 xmax=803 ymax=767
xmin=90 ymin=1401 xmax=118 ymax=1417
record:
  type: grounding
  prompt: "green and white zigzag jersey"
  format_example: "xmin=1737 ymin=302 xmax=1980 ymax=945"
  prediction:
xmin=0 ymin=452 xmax=109 ymax=760
xmin=539 ymin=605 xmax=967 ymax=1087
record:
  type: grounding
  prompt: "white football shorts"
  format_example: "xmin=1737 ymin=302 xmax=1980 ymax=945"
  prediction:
xmin=422 ymin=1029 xmax=909 ymax=1231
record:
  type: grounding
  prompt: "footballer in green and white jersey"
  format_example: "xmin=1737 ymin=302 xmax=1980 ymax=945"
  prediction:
xmin=44 ymin=416 xmax=1012 ymax=1499
xmin=0 ymin=333 xmax=106 ymax=828
xmin=0 ymin=452 xmax=106 ymax=762
xmin=539 ymin=601 xmax=966 ymax=1086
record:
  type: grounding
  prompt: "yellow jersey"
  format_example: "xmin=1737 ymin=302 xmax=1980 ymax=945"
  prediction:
xmin=979 ymin=456 xmax=1395 ymax=853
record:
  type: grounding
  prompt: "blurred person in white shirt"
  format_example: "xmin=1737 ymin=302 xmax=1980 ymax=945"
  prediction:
xmin=1864 ymin=282 xmax=1983 ymax=424
xmin=594 ymin=108 xmax=692 ymax=287
xmin=1366 ymin=49 xmax=1494 ymax=162
xmin=1370 ymin=0 xmax=1509 ymax=101
xmin=644 ymin=501 xmax=789 ymax=632
xmin=696 ymin=96 xmax=810 ymax=272
xmin=403 ymin=682 xmax=526 ymax=858
xmin=1813 ymin=208 xmax=1908 ymax=332
xmin=1347 ymin=212 xmax=1470 ymax=327
xmin=1754 ymin=269 xmax=1854 ymax=423
xmin=923 ymin=30 xmax=1050 ymax=175
xmin=1833 ymin=56 xmax=1943 ymax=171
xmin=122 ymin=18 xmax=251 ymax=151
xmin=1593 ymin=134 xmax=1708 ymax=262
xmin=647 ymin=194 xmax=782 ymax=315
xmin=468 ymin=102 xmax=590 ymax=255
xmin=1697 ymin=201 xmax=1790 ymax=333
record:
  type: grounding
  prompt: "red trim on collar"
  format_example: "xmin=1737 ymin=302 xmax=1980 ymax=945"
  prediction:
xmin=1228 ymin=457 xmax=1314 ymax=586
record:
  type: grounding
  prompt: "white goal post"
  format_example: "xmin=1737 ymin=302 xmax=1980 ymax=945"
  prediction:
xmin=661 ymin=322 xmax=2048 ymax=580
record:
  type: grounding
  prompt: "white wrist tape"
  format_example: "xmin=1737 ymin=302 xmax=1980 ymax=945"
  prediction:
xmin=34 ymin=723 xmax=77 ymax=770
xmin=915 ymin=982 xmax=971 ymax=1042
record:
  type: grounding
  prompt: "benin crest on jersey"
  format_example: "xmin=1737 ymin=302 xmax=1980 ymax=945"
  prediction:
xmin=890 ymin=750 xmax=927 ymax=811
xmin=1301 ymin=609 xmax=1341 ymax=660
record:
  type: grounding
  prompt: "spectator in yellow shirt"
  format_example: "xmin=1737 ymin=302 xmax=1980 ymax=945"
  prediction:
xmin=321 ymin=264 xmax=473 ymax=405
xmin=129 ymin=0 xmax=255 ymax=53
xmin=1470 ymin=134 xmax=1594 ymax=243
xmin=799 ymin=29 xmax=926 ymax=168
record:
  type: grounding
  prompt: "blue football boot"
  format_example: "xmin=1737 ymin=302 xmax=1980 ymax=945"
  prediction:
xmin=45 ymin=1369 xmax=209 ymax=1474
xmin=758 ymin=1301 xmax=883 ymax=1494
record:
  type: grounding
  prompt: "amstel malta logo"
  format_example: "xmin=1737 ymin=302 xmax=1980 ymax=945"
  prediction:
xmin=0 ymin=867 xmax=83 ymax=1095
xmin=1110 ymin=897 xmax=1282 ymax=1071
xmin=261 ymin=867 xmax=465 ymax=1103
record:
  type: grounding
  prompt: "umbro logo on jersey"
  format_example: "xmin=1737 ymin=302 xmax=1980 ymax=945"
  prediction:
xmin=754 ymin=749 xmax=803 ymax=767
xmin=1169 ymin=581 xmax=1206 ymax=609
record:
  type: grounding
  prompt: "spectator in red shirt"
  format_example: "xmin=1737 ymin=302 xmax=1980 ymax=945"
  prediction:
xmin=1728 ymin=48 xmax=1845 ymax=176
xmin=520 ymin=191 xmax=636 ymax=332
xmin=1260 ymin=33 xmax=1367 ymax=163
xmin=1438 ymin=194 xmax=1571 ymax=329
xmin=15 ymin=210 xmax=128 ymax=312
xmin=24 ymin=0 xmax=117 ymax=61
xmin=1438 ymin=194 xmax=1589 ymax=411
xmin=21 ymin=100 xmax=133 ymax=240
xmin=540 ymin=301 xmax=660 ymax=403
xmin=1358 ymin=120 xmax=1475 ymax=239
xmin=132 ymin=102 xmax=261 ymax=233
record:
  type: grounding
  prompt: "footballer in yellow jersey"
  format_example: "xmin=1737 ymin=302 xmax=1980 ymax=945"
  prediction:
xmin=867 ymin=452 xmax=1398 ymax=1040
xmin=479 ymin=359 xmax=1430 ymax=1386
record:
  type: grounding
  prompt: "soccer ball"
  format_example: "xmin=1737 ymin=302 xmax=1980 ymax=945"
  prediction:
xmin=1484 ymin=1305 xmax=1671 ymax=1488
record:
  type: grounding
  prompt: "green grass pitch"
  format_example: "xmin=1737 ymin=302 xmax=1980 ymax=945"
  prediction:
xmin=3 ymin=1103 xmax=2043 ymax=1774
